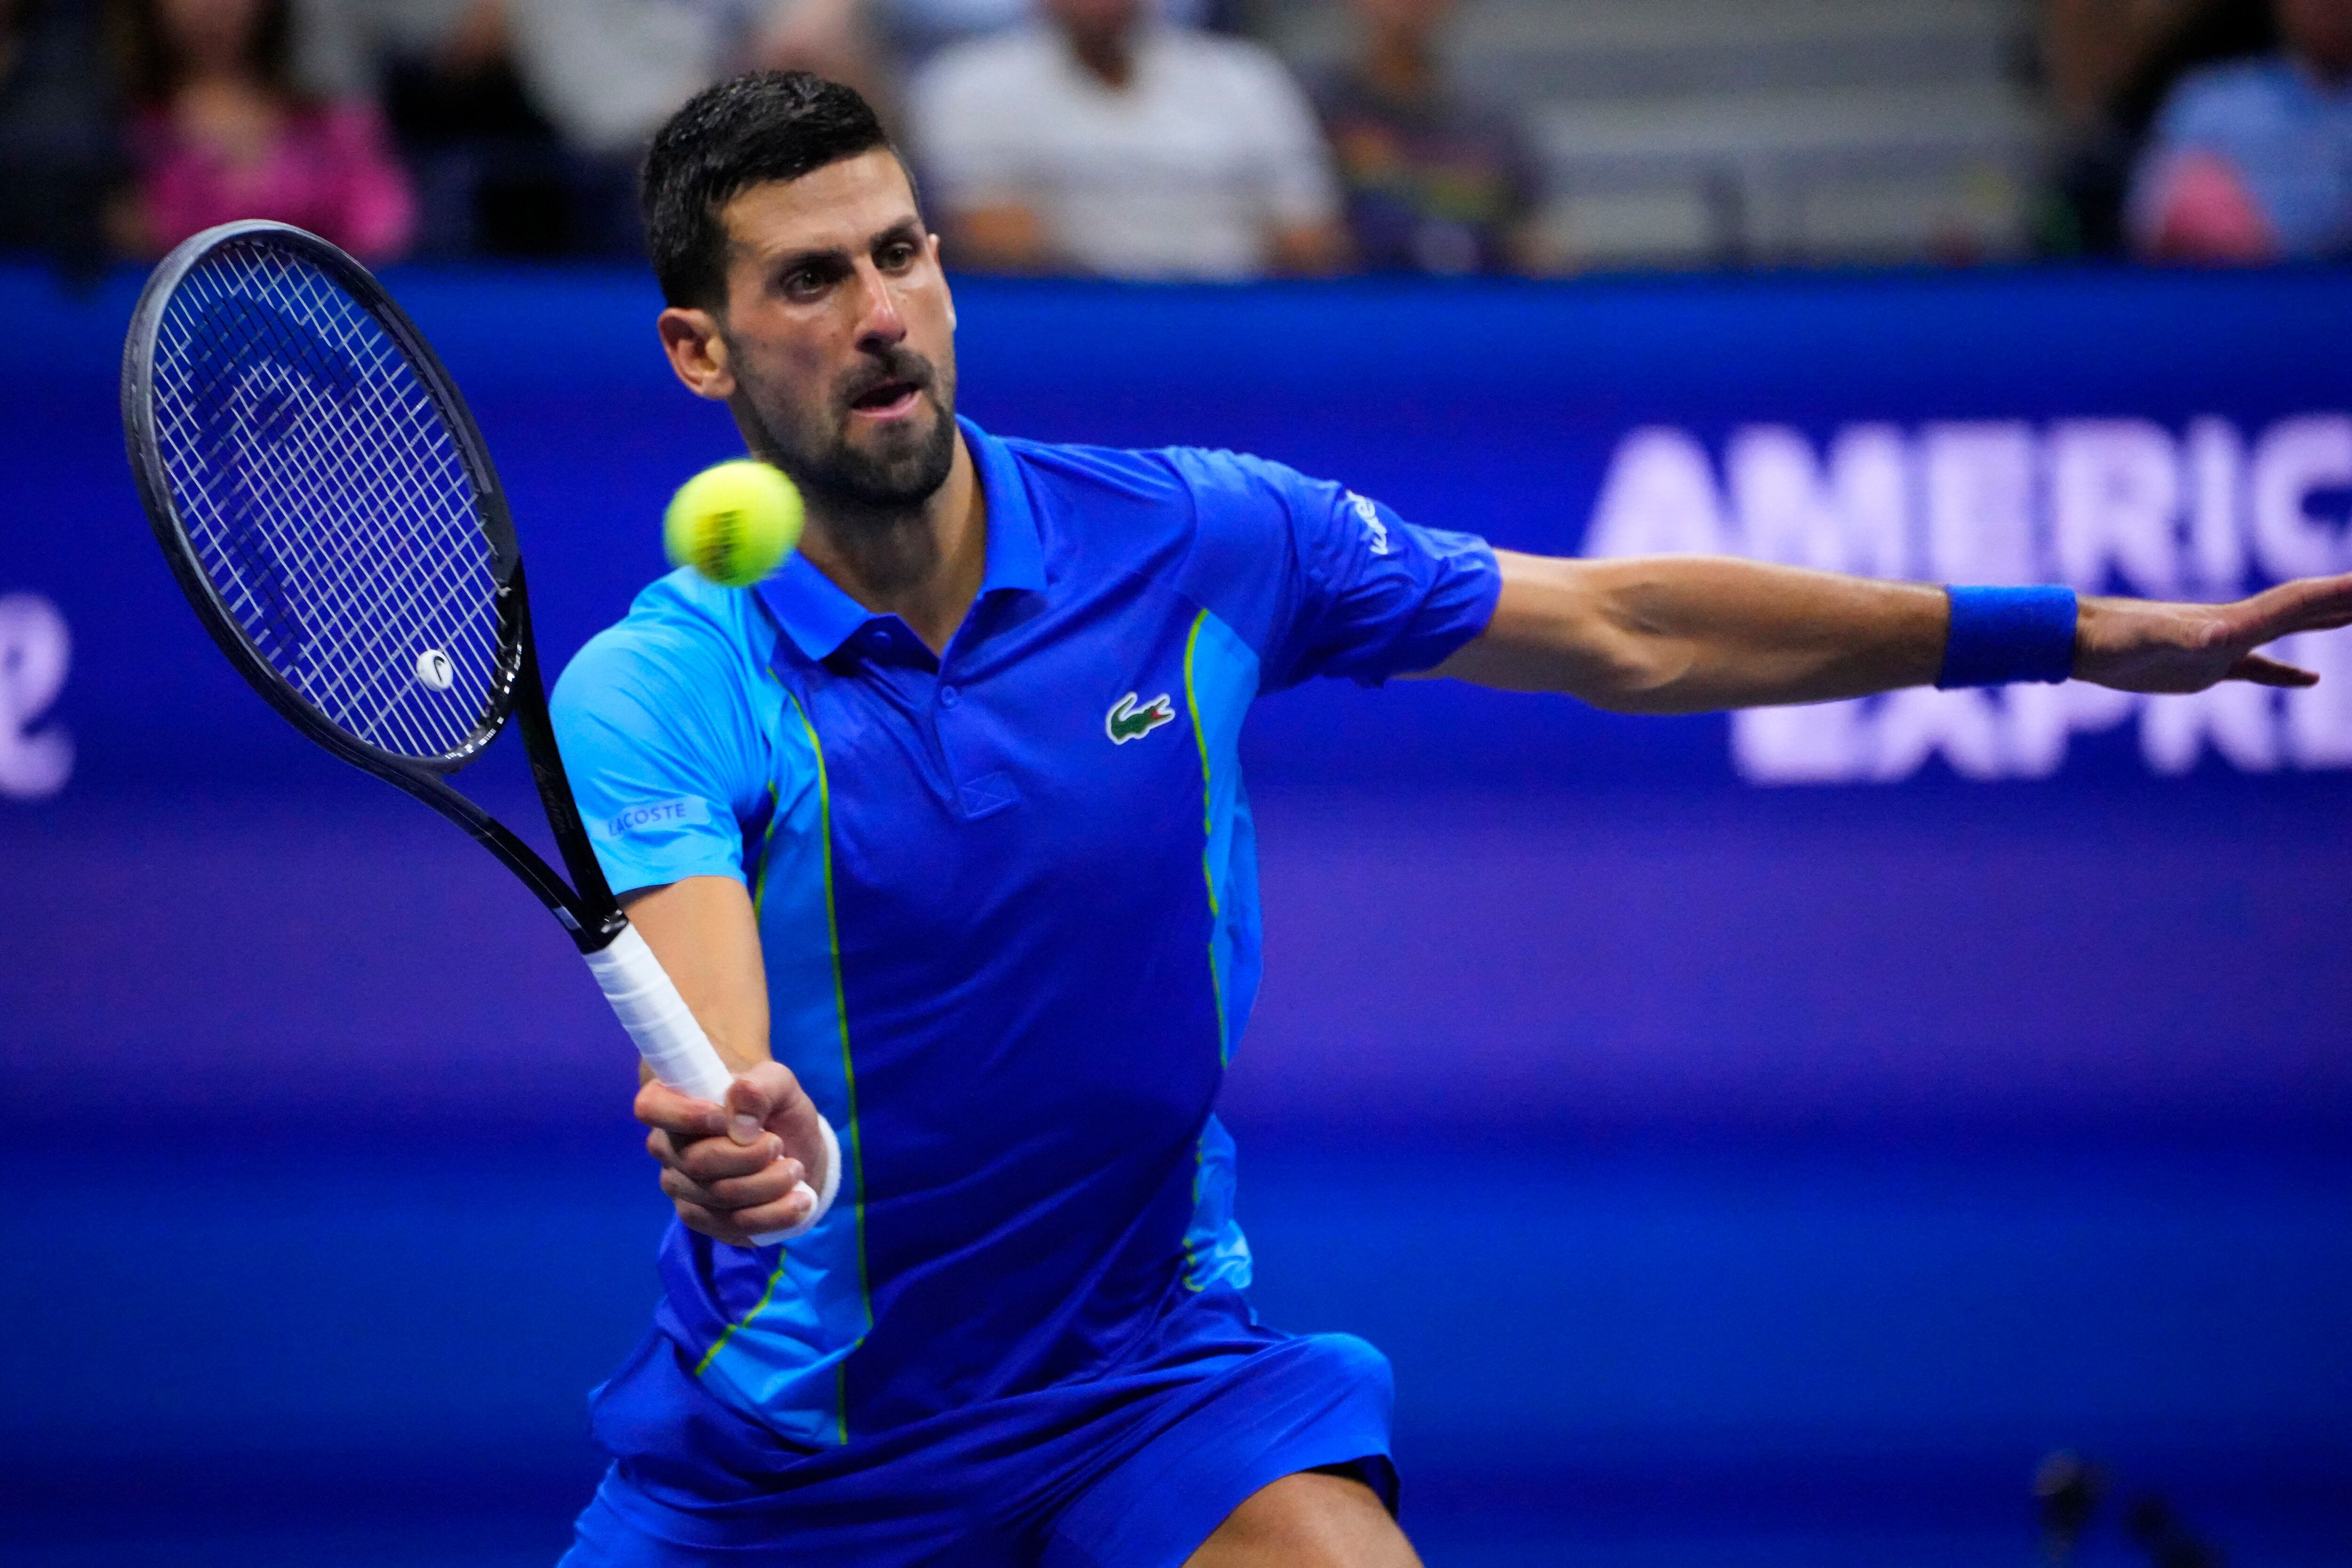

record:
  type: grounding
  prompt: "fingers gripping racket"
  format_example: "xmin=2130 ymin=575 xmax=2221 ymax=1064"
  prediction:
xmin=122 ymin=221 xmax=823 ymax=1243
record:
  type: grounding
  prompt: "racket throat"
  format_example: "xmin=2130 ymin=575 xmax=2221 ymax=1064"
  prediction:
xmin=503 ymin=563 xmax=628 ymax=946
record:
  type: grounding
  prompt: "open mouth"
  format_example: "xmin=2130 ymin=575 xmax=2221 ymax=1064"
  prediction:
xmin=848 ymin=380 xmax=922 ymax=420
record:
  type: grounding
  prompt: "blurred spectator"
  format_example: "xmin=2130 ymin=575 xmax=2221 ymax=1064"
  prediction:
xmin=2041 ymin=0 xmax=2283 ymax=254
xmin=295 ymin=0 xmax=578 ymax=255
xmin=1310 ymin=0 xmax=1539 ymax=275
xmin=0 ymin=0 xmax=126 ymax=276
xmin=504 ymin=0 xmax=769 ymax=153
xmin=297 ymin=0 xmax=767 ymax=256
xmin=754 ymin=0 xmax=909 ymax=127
xmin=755 ymin=0 xmax=1237 ymax=124
xmin=2128 ymin=0 xmax=2352 ymax=259
xmin=117 ymin=0 xmax=416 ymax=261
xmin=908 ymin=0 xmax=1345 ymax=278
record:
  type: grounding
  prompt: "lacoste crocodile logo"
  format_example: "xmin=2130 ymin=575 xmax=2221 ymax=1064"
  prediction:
xmin=1106 ymin=691 xmax=1177 ymax=744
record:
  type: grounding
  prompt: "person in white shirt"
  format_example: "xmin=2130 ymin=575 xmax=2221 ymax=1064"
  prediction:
xmin=906 ymin=0 xmax=1346 ymax=278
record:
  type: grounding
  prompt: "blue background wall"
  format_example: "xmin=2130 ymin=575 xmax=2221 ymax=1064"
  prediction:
xmin=2 ymin=264 xmax=2348 ymax=1566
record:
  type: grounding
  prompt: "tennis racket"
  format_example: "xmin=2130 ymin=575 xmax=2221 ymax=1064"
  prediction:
xmin=121 ymin=220 xmax=816 ymax=1243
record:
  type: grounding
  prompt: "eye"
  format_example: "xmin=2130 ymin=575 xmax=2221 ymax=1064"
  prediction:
xmin=783 ymin=266 xmax=829 ymax=299
xmin=878 ymin=240 xmax=919 ymax=272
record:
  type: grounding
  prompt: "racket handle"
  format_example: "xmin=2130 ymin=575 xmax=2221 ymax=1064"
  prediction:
xmin=582 ymin=923 xmax=834 ymax=1246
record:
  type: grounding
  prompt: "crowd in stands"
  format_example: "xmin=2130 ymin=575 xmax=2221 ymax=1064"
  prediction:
xmin=0 ymin=0 xmax=1538 ymax=278
xmin=1 ymin=0 xmax=2348 ymax=277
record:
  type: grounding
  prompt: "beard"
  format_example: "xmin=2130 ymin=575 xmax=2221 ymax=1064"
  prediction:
xmin=729 ymin=337 xmax=959 ymax=522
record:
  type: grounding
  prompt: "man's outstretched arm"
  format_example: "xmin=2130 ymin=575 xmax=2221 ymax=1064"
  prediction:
xmin=1425 ymin=550 xmax=2352 ymax=711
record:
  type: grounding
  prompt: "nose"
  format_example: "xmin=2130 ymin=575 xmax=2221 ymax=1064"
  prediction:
xmin=852 ymin=261 xmax=906 ymax=351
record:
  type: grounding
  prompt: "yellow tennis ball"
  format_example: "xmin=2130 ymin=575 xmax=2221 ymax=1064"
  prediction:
xmin=663 ymin=460 xmax=804 ymax=588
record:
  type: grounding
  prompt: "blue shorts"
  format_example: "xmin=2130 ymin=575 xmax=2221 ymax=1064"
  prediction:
xmin=560 ymin=1288 xmax=1397 ymax=1568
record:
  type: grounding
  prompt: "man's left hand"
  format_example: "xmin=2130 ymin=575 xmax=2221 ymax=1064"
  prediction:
xmin=2077 ymin=572 xmax=2352 ymax=693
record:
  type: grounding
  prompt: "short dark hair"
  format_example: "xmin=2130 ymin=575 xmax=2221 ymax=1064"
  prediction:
xmin=641 ymin=72 xmax=899 ymax=310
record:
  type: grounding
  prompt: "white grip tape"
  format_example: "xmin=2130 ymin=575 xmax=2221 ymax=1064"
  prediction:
xmin=582 ymin=923 xmax=841 ymax=1247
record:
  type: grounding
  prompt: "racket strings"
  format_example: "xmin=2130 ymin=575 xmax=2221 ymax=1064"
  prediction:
xmin=160 ymin=264 xmax=496 ymax=757
xmin=150 ymin=239 xmax=509 ymax=764
xmin=167 ymin=253 xmax=498 ymax=755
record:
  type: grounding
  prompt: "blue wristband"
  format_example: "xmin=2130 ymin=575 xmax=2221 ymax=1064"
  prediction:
xmin=1935 ymin=585 xmax=2078 ymax=688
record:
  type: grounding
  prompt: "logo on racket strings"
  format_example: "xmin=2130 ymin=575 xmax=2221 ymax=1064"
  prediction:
xmin=414 ymin=648 xmax=455 ymax=691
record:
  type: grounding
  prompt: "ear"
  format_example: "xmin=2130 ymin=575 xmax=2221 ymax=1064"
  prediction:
xmin=657 ymin=306 xmax=735 ymax=401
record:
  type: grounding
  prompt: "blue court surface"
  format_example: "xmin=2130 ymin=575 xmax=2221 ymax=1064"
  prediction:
xmin=3 ymin=1130 xmax=2345 ymax=1567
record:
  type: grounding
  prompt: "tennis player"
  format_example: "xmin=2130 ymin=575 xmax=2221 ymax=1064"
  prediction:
xmin=548 ymin=73 xmax=2352 ymax=1568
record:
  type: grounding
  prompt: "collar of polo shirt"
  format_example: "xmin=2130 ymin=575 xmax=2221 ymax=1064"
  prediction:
xmin=757 ymin=417 xmax=1047 ymax=663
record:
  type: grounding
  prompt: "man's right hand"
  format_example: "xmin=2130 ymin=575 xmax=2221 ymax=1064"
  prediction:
xmin=638 ymin=1059 xmax=829 ymax=1246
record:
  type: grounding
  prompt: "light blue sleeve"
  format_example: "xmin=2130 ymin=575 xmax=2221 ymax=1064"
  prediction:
xmin=1168 ymin=448 xmax=1501 ymax=692
xmin=549 ymin=573 xmax=779 ymax=898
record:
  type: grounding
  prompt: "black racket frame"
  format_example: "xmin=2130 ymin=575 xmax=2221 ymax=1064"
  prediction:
xmin=122 ymin=220 xmax=626 ymax=954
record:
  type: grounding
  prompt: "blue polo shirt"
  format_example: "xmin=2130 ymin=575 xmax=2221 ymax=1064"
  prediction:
xmin=550 ymin=418 xmax=1498 ymax=1450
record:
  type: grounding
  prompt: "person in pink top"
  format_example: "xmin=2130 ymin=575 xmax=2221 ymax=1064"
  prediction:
xmin=119 ymin=0 xmax=416 ymax=262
